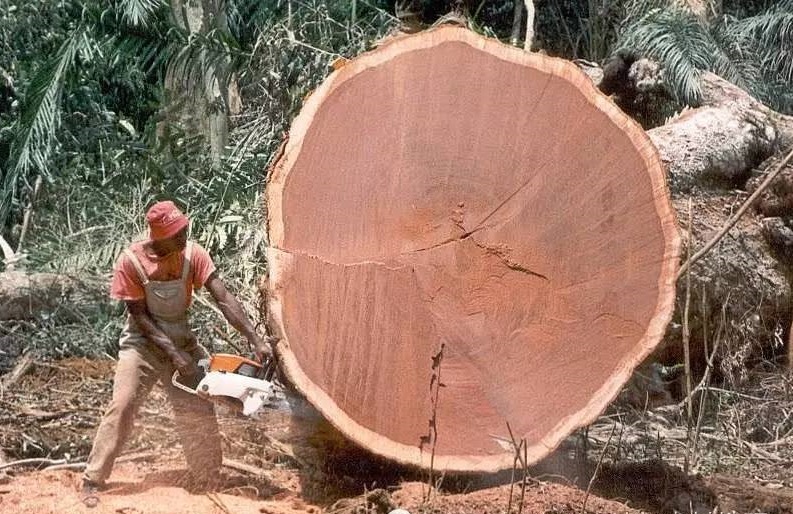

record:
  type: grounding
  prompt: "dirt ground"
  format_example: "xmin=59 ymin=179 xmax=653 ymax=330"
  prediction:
xmin=0 ymin=461 xmax=649 ymax=514
xmin=1 ymin=358 xmax=792 ymax=514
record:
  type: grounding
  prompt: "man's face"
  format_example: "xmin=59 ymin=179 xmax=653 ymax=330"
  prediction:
xmin=152 ymin=227 xmax=188 ymax=255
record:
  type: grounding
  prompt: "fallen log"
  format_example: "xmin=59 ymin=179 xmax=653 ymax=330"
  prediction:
xmin=264 ymin=26 xmax=680 ymax=472
xmin=647 ymin=74 xmax=792 ymax=381
xmin=649 ymin=73 xmax=778 ymax=194
xmin=582 ymin=53 xmax=793 ymax=379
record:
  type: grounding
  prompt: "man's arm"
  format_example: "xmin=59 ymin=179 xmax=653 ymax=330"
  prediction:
xmin=204 ymin=272 xmax=275 ymax=362
xmin=126 ymin=300 xmax=198 ymax=376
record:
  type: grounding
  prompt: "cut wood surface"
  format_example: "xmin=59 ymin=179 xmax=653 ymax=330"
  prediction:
xmin=264 ymin=26 xmax=680 ymax=472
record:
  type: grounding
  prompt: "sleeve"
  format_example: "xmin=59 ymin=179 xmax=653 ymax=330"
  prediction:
xmin=109 ymin=253 xmax=146 ymax=301
xmin=190 ymin=243 xmax=217 ymax=289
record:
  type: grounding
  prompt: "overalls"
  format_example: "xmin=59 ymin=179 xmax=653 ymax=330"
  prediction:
xmin=85 ymin=242 xmax=222 ymax=484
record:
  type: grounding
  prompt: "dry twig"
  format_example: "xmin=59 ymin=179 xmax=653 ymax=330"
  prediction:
xmin=222 ymin=458 xmax=270 ymax=477
xmin=683 ymin=199 xmax=693 ymax=473
xmin=0 ymin=458 xmax=67 ymax=471
xmin=581 ymin=420 xmax=617 ymax=514
xmin=506 ymin=422 xmax=530 ymax=514
xmin=1 ymin=354 xmax=35 ymax=388
xmin=206 ymin=492 xmax=232 ymax=514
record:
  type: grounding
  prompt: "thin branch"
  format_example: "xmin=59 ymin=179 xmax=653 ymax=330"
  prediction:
xmin=506 ymin=422 xmax=526 ymax=514
xmin=0 ymin=458 xmax=66 ymax=471
xmin=683 ymin=198 xmax=693 ymax=474
xmin=523 ymin=0 xmax=535 ymax=51
xmin=690 ymin=290 xmax=714 ymax=470
xmin=678 ymin=303 xmax=724 ymax=409
xmin=581 ymin=420 xmax=617 ymax=514
xmin=519 ymin=441 xmax=528 ymax=514
xmin=206 ymin=492 xmax=232 ymax=514
xmin=510 ymin=0 xmax=523 ymax=46
xmin=222 ymin=458 xmax=270 ymax=477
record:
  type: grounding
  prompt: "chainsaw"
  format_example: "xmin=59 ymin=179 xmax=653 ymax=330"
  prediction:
xmin=171 ymin=354 xmax=288 ymax=418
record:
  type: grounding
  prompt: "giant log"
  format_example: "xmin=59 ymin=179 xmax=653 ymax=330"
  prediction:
xmin=263 ymin=26 xmax=680 ymax=472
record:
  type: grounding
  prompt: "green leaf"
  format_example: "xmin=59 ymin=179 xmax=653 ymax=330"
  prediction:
xmin=2 ymin=27 xmax=85 ymax=226
xmin=120 ymin=0 xmax=164 ymax=28
xmin=118 ymin=119 xmax=137 ymax=137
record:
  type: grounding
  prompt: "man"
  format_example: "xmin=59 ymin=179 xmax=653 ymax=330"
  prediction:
xmin=81 ymin=200 xmax=274 ymax=503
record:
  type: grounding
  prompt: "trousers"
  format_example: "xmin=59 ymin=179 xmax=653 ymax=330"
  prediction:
xmin=84 ymin=341 xmax=222 ymax=484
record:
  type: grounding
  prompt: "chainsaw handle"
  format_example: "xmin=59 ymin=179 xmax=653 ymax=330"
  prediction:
xmin=171 ymin=370 xmax=199 ymax=395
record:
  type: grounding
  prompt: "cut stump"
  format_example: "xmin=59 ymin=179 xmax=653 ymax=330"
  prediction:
xmin=264 ymin=26 xmax=680 ymax=472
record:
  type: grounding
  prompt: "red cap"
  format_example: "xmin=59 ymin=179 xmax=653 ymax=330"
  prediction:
xmin=146 ymin=201 xmax=189 ymax=241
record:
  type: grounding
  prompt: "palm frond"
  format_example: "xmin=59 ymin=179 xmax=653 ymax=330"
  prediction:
xmin=725 ymin=2 xmax=793 ymax=82
xmin=225 ymin=0 xmax=284 ymax=41
xmin=615 ymin=8 xmax=745 ymax=105
xmin=167 ymin=28 xmax=247 ymax=92
xmin=119 ymin=0 xmax=165 ymax=28
xmin=2 ymin=28 xmax=85 ymax=226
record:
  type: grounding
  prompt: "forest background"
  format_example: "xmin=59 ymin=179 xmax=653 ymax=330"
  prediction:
xmin=0 ymin=0 xmax=791 ymax=371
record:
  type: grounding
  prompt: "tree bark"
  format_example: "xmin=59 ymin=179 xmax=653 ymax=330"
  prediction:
xmin=510 ymin=0 xmax=523 ymax=47
xmin=648 ymin=74 xmax=777 ymax=194
xmin=523 ymin=0 xmax=534 ymax=51
xmin=165 ymin=0 xmax=233 ymax=164
xmin=264 ymin=26 xmax=679 ymax=472
xmin=647 ymin=73 xmax=791 ymax=381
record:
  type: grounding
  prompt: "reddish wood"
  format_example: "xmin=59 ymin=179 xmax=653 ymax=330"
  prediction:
xmin=264 ymin=26 xmax=680 ymax=472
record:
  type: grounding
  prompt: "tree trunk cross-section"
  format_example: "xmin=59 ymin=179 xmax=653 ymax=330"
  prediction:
xmin=264 ymin=26 xmax=680 ymax=472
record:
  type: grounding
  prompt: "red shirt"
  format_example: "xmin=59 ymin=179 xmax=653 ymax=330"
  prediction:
xmin=110 ymin=241 xmax=216 ymax=303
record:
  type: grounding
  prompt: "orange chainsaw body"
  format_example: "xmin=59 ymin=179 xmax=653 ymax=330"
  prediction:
xmin=207 ymin=353 xmax=263 ymax=376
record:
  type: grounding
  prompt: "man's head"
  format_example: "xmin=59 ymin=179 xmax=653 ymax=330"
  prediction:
xmin=146 ymin=200 xmax=189 ymax=255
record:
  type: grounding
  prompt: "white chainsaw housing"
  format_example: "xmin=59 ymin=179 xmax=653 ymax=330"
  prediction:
xmin=173 ymin=369 xmax=278 ymax=418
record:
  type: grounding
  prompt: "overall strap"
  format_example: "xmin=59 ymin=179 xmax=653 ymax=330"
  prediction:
xmin=181 ymin=242 xmax=193 ymax=282
xmin=123 ymin=249 xmax=149 ymax=285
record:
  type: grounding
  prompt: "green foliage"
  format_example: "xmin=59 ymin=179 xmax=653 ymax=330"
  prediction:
xmin=4 ymin=0 xmax=394 ymax=358
xmin=616 ymin=7 xmax=729 ymax=104
xmin=120 ymin=0 xmax=165 ymax=27
xmin=2 ymin=29 xmax=90 ymax=224
xmin=611 ymin=0 xmax=793 ymax=111
xmin=535 ymin=0 xmax=624 ymax=61
xmin=229 ymin=0 xmax=396 ymax=184
xmin=723 ymin=1 xmax=793 ymax=112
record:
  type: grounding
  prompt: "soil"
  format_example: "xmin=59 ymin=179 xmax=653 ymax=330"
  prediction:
xmin=0 ymin=463 xmax=646 ymax=514
xmin=1 ymin=358 xmax=791 ymax=514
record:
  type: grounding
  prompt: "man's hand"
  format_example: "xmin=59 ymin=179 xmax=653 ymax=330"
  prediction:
xmin=250 ymin=334 xmax=278 ymax=363
xmin=127 ymin=300 xmax=197 ymax=376
xmin=171 ymin=349 xmax=199 ymax=377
